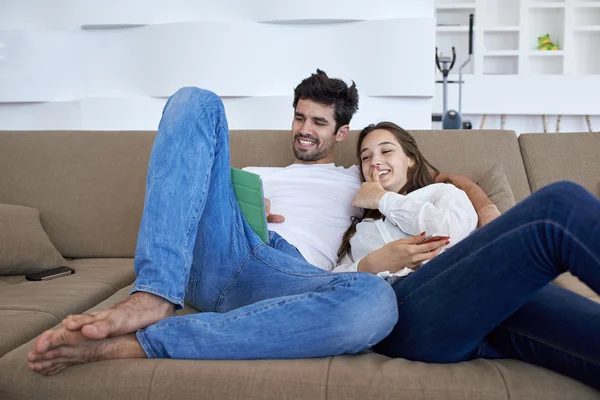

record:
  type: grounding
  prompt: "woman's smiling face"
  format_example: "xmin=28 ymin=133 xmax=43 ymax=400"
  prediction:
xmin=360 ymin=128 xmax=415 ymax=193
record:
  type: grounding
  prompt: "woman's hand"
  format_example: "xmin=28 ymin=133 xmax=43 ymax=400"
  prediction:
xmin=358 ymin=233 xmax=448 ymax=274
xmin=352 ymin=167 xmax=387 ymax=210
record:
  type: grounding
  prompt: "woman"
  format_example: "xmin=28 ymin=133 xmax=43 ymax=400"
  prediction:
xmin=337 ymin=121 xmax=600 ymax=390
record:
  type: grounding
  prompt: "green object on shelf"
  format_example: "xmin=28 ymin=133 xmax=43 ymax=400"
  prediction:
xmin=537 ymin=34 xmax=559 ymax=50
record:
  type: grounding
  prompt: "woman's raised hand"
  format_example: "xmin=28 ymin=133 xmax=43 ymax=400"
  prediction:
xmin=352 ymin=167 xmax=387 ymax=210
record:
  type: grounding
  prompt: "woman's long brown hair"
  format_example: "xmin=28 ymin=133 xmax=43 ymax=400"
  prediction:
xmin=337 ymin=122 xmax=442 ymax=263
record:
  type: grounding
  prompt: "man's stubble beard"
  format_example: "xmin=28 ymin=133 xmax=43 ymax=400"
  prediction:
xmin=292 ymin=135 xmax=336 ymax=162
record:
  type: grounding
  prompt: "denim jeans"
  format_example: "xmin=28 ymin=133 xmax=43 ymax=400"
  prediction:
xmin=131 ymin=87 xmax=398 ymax=360
xmin=373 ymin=181 xmax=600 ymax=390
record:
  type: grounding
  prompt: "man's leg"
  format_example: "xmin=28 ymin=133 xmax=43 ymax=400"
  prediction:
xmin=485 ymin=284 xmax=600 ymax=390
xmin=373 ymin=182 xmax=600 ymax=370
xmin=37 ymin=86 xmax=252 ymax=344
xmin=28 ymin=87 xmax=399 ymax=372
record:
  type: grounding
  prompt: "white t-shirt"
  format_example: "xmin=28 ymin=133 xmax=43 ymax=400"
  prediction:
xmin=335 ymin=183 xmax=478 ymax=274
xmin=243 ymin=163 xmax=362 ymax=271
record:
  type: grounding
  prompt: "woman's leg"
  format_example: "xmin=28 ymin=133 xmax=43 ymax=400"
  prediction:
xmin=485 ymin=284 xmax=600 ymax=390
xmin=374 ymin=182 xmax=600 ymax=386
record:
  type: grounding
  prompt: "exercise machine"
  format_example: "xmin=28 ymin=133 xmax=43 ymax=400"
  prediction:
xmin=434 ymin=14 xmax=474 ymax=129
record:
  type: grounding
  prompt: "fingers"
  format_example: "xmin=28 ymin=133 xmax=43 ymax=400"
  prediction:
xmin=264 ymin=198 xmax=285 ymax=223
xmin=415 ymin=239 xmax=449 ymax=254
xmin=395 ymin=232 xmax=427 ymax=245
xmin=267 ymin=213 xmax=285 ymax=223
xmin=372 ymin=166 xmax=380 ymax=183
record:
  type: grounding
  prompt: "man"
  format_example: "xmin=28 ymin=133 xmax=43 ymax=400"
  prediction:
xmin=27 ymin=70 xmax=400 ymax=375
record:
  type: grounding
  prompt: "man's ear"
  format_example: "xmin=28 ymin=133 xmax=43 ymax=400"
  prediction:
xmin=335 ymin=125 xmax=350 ymax=142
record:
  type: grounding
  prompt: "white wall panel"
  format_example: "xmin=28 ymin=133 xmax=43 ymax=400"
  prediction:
xmin=0 ymin=102 xmax=81 ymax=130
xmin=135 ymin=19 xmax=434 ymax=98
xmin=0 ymin=1 xmax=435 ymax=130
xmin=0 ymin=0 xmax=434 ymax=29
xmin=0 ymin=30 xmax=83 ymax=102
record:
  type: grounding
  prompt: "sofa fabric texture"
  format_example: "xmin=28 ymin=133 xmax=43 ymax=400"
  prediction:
xmin=0 ymin=204 xmax=66 ymax=275
xmin=476 ymin=164 xmax=517 ymax=214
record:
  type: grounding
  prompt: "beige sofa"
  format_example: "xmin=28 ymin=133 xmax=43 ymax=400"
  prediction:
xmin=0 ymin=129 xmax=599 ymax=399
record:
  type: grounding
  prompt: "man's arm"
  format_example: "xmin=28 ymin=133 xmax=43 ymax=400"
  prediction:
xmin=436 ymin=173 xmax=500 ymax=227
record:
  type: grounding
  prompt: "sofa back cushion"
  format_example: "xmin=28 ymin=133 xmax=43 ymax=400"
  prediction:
xmin=231 ymin=129 xmax=531 ymax=201
xmin=0 ymin=131 xmax=155 ymax=258
xmin=519 ymin=132 xmax=600 ymax=197
xmin=0 ymin=129 xmax=529 ymax=258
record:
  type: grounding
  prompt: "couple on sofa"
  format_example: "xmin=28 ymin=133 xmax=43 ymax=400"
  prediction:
xmin=27 ymin=70 xmax=600 ymax=389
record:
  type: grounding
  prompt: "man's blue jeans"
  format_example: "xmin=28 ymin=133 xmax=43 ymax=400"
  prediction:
xmin=374 ymin=180 xmax=600 ymax=390
xmin=130 ymin=87 xmax=398 ymax=360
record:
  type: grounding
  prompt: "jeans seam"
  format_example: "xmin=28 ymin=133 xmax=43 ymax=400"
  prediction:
xmin=132 ymin=285 xmax=183 ymax=308
xmin=136 ymin=329 xmax=159 ymax=358
xmin=154 ymin=283 xmax=352 ymax=330
xmin=252 ymin=244 xmax=349 ymax=279
xmin=396 ymin=220 xmax=577 ymax=304
xmin=215 ymin=252 xmax=254 ymax=312
xmin=498 ymin=324 xmax=600 ymax=366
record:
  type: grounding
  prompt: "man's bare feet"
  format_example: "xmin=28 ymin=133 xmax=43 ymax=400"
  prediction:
xmin=42 ymin=292 xmax=174 ymax=348
xmin=27 ymin=328 xmax=146 ymax=376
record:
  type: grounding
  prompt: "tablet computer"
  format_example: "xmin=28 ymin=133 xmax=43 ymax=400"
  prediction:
xmin=230 ymin=167 xmax=269 ymax=244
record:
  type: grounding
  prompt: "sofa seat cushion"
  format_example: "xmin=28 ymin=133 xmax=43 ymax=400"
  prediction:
xmin=553 ymin=272 xmax=599 ymax=303
xmin=0 ymin=310 xmax=59 ymax=358
xmin=0 ymin=259 xmax=134 ymax=357
xmin=1 ymin=285 xmax=598 ymax=400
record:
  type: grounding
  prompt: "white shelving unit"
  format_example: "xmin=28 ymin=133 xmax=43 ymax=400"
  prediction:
xmin=434 ymin=0 xmax=600 ymax=115
xmin=435 ymin=0 xmax=600 ymax=75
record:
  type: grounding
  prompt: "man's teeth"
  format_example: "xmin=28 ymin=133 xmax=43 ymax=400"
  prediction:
xmin=299 ymin=139 xmax=315 ymax=145
xmin=378 ymin=170 xmax=390 ymax=176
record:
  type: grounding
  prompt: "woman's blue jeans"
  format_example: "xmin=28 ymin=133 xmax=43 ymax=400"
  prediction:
xmin=130 ymin=87 xmax=398 ymax=360
xmin=374 ymin=179 xmax=600 ymax=390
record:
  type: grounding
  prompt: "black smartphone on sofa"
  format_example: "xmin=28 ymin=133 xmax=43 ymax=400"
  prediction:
xmin=25 ymin=266 xmax=75 ymax=281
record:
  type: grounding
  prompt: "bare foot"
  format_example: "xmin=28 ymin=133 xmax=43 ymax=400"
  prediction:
xmin=27 ymin=327 xmax=146 ymax=376
xmin=53 ymin=292 xmax=174 ymax=344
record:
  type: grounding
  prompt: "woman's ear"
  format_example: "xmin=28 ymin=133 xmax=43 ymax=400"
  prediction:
xmin=408 ymin=158 xmax=416 ymax=168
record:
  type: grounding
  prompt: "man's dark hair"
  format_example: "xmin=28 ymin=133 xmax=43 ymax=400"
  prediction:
xmin=293 ymin=69 xmax=359 ymax=132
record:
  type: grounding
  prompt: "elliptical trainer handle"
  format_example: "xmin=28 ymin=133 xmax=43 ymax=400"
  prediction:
xmin=468 ymin=14 xmax=474 ymax=55
xmin=450 ymin=47 xmax=456 ymax=71
xmin=435 ymin=47 xmax=442 ymax=72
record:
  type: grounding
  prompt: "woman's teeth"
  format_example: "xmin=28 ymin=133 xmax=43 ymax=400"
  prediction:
xmin=378 ymin=170 xmax=391 ymax=176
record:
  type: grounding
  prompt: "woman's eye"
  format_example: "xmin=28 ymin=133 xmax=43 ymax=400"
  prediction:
xmin=362 ymin=156 xmax=370 ymax=161
xmin=382 ymin=150 xmax=392 ymax=154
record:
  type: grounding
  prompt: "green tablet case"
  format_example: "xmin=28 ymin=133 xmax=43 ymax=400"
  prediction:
xmin=230 ymin=168 xmax=269 ymax=244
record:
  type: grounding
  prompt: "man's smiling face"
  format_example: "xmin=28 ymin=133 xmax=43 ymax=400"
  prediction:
xmin=291 ymin=98 xmax=339 ymax=164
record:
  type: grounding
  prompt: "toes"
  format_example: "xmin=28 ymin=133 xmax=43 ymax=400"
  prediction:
xmin=44 ymin=364 xmax=68 ymax=376
xmin=31 ymin=358 xmax=68 ymax=376
xmin=29 ymin=348 xmax=62 ymax=362
xmin=81 ymin=320 xmax=112 ymax=340
xmin=34 ymin=330 xmax=55 ymax=354
xmin=64 ymin=313 xmax=98 ymax=331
